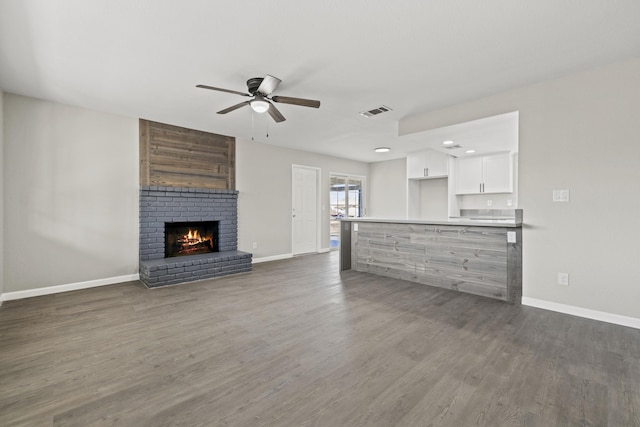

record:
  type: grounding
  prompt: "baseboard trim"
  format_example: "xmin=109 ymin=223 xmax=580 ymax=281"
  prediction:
xmin=254 ymin=249 xmax=331 ymax=264
xmin=252 ymin=253 xmax=294 ymax=264
xmin=522 ymin=297 xmax=640 ymax=330
xmin=1 ymin=274 xmax=140 ymax=302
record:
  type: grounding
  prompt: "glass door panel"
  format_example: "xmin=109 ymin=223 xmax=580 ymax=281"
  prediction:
xmin=330 ymin=175 xmax=364 ymax=250
xmin=347 ymin=178 xmax=363 ymax=218
xmin=329 ymin=176 xmax=346 ymax=249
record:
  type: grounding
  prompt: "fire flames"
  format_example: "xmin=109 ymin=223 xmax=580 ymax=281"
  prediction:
xmin=180 ymin=229 xmax=209 ymax=247
xmin=185 ymin=229 xmax=202 ymax=243
xmin=168 ymin=225 xmax=216 ymax=257
xmin=173 ymin=228 xmax=212 ymax=255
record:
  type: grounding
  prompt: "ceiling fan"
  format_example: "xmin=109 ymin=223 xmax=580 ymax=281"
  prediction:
xmin=196 ymin=75 xmax=320 ymax=123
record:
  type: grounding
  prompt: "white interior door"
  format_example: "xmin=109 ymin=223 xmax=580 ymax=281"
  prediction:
xmin=292 ymin=165 xmax=318 ymax=255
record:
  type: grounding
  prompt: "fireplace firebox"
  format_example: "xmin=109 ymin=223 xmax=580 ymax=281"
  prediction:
xmin=165 ymin=221 xmax=218 ymax=258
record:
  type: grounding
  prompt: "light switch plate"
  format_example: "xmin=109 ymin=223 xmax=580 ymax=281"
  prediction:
xmin=558 ymin=272 xmax=569 ymax=286
xmin=353 ymin=223 xmax=358 ymax=232
xmin=507 ymin=231 xmax=516 ymax=243
xmin=553 ymin=189 xmax=570 ymax=202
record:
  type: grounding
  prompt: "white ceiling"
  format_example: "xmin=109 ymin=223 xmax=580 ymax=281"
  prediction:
xmin=1 ymin=1 xmax=639 ymax=163
xmin=400 ymin=111 xmax=519 ymax=158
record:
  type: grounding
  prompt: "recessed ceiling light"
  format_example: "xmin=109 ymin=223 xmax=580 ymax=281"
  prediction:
xmin=374 ymin=147 xmax=390 ymax=153
xmin=443 ymin=140 xmax=454 ymax=145
xmin=465 ymin=149 xmax=476 ymax=154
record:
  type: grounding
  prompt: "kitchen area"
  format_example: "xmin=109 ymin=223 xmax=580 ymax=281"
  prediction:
xmin=340 ymin=111 xmax=523 ymax=303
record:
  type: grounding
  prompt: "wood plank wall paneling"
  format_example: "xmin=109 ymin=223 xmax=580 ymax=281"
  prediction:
xmin=139 ymin=119 xmax=235 ymax=190
xmin=351 ymin=222 xmax=520 ymax=302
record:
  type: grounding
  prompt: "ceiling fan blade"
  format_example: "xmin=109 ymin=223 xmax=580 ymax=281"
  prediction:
xmin=217 ymin=101 xmax=250 ymax=114
xmin=267 ymin=103 xmax=286 ymax=123
xmin=271 ymin=96 xmax=321 ymax=108
xmin=257 ymin=75 xmax=281 ymax=96
xmin=196 ymin=84 xmax=250 ymax=97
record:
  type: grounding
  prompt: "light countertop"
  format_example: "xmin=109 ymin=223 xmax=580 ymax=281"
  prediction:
xmin=339 ymin=217 xmax=522 ymax=228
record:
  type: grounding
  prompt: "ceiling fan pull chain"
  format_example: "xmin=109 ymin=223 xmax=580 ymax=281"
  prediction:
xmin=266 ymin=116 xmax=269 ymax=138
xmin=251 ymin=110 xmax=255 ymax=141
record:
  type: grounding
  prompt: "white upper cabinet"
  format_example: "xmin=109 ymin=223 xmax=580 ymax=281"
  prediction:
xmin=483 ymin=153 xmax=512 ymax=193
xmin=455 ymin=152 xmax=513 ymax=194
xmin=427 ymin=150 xmax=449 ymax=177
xmin=456 ymin=156 xmax=484 ymax=194
xmin=407 ymin=149 xmax=449 ymax=179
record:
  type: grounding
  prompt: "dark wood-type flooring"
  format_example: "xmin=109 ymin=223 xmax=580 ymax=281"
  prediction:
xmin=1 ymin=252 xmax=639 ymax=426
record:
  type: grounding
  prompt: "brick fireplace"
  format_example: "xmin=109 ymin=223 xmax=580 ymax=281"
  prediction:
xmin=139 ymin=186 xmax=252 ymax=287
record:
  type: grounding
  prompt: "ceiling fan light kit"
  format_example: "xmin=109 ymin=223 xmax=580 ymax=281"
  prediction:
xmin=250 ymin=97 xmax=270 ymax=113
xmin=197 ymin=74 xmax=320 ymax=123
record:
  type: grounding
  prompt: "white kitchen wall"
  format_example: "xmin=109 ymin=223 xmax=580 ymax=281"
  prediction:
xmin=3 ymin=94 xmax=139 ymax=293
xmin=419 ymin=178 xmax=448 ymax=220
xmin=235 ymin=138 xmax=369 ymax=259
xmin=399 ymin=57 xmax=640 ymax=320
xmin=368 ymin=158 xmax=406 ymax=218
xmin=457 ymin=193 xmax=514 ymax=210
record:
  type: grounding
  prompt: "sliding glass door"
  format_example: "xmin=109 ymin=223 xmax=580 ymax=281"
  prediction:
xmin=330 ymin=174 xmax=365 ymax=249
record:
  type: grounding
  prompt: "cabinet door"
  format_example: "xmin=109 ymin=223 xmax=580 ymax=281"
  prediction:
xmin=407 ymin=152 xmax=428 ymax=179
xmin=456 ymin=156 xmax=483 ymax=194
xmin=483 ymin=153 xmax=512 ymax=193
xmin=426 ymin=150 xmax=448 ymax=177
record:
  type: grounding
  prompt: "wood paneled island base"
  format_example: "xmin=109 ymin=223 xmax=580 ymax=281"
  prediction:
xmin=340 ymin=219 xmax=522 ymax=303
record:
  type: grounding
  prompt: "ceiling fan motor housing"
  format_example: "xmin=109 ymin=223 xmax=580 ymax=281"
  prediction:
xmin=246 ymin=77 xmax=264 ymax=95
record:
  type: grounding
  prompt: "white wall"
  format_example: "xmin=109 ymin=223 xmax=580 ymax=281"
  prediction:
xmin=0 ymin=90 xmax=4 ymax=302
xmin=457 ymin=193 xmax=514 ymax=210
xmin=3 ymin=94 xmax=139 ymax=292
xmin=419 ymin=178 xmax=448 ymax=220
xmin=399 ymin=57 xmax=640 ymax=319
xmin=236 ymin=138 xmax=369 ymax=258
xmin=1 ymin=94 xmax=369 ymax=292
xmin=368 ymin=158 xmax=406 ymax=218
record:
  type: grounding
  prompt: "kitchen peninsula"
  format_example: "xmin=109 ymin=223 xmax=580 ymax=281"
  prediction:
xmin=339 ymin=211 xmax=522 ymax=303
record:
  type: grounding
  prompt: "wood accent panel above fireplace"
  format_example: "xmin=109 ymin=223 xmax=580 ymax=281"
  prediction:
xmin=139 ymin=119 xmax=235 ymax=190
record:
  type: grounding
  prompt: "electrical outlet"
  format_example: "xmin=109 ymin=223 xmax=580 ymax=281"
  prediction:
xmin=557 ymin=272 xmax=569 ymax=286
xmin=252 ymin=242 xmax=258 ymax=249
xmin=506 ymin=199 xmax=513 ymax=206
xmin=487 ymin=199 xmax=493 ymax=207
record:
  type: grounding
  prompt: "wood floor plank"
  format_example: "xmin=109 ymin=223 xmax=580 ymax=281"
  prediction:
xmin=1 ymin=252 xmax=639 ymax=426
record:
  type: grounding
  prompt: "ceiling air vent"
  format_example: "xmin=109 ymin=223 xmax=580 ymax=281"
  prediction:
xmin=359 ymin=105 xmax=393 ymax=118
xmin=444 ymin=144 xmax=462 ymax=149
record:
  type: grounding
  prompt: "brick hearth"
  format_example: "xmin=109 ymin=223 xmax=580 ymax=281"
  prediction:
xmin=139 ymin=186 xmax=251 ymax=287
